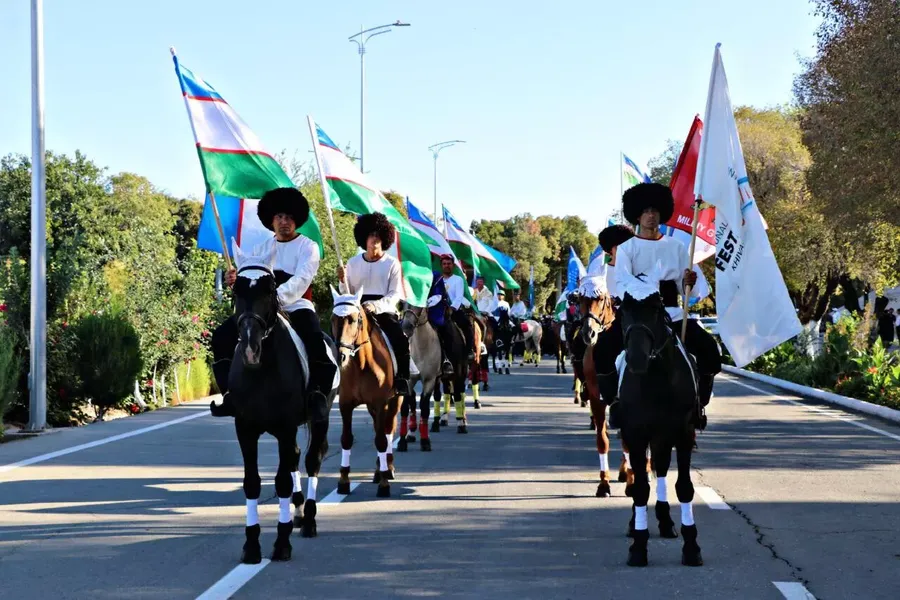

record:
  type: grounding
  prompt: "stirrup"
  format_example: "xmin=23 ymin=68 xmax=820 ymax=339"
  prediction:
xmin=394 ymin=378 xmax=412 ymax=396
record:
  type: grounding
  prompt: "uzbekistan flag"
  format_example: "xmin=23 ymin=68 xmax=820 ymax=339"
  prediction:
xmin=442 ymin=206 xmax=519 ymax=291
xmin=622 ymin=153 xmax=651 ymax=190
xmin=172 ymin=52 xmax=323 ymax=254
xmin=309 ymin=118 xmax=433 ymax=307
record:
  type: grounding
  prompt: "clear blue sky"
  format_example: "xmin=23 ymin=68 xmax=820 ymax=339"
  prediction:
xmin=0 ymin=0 xmax=819 ymax=233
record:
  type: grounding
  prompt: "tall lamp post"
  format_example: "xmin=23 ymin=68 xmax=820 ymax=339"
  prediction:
xmin=348 ymin=20 xmax=410 ymax=174
xmin=429 ymin=140 xmax=466 ymax=227
xmin=27 ymin=0 xmax=47 ymax=432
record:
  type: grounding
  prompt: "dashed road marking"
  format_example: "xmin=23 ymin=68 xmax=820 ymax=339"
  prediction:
xmin=319 ymin=482 xmax=361 ymax=503
xmin=195 ymin=560 xmax=270 ymax=600
xmin=695 ymin=486 xmax=730 ymax=510
xmin=773 ymin=581 xmax=816 ymax=599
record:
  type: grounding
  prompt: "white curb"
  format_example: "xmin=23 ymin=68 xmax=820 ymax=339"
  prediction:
xmin=722 ymin=365 xmax=900 ymax=425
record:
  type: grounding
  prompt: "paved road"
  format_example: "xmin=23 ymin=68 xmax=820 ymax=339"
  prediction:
xmin=1 ymin=363 xmax=898 ymax=599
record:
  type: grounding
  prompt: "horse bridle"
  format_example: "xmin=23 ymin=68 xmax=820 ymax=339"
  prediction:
xmin=334 ymin=300 xmax=371 ymax=357
xmin=402 ymin=307 xmax=429 ymax=330
xmin=235 ymin=265 xmax=278 ymax=343
xmin=623 ymin=314 xmax=674 ymax=363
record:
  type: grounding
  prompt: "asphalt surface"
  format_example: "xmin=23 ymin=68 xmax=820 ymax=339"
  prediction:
xmin=1 ymin=362 xmax=898 ymax=599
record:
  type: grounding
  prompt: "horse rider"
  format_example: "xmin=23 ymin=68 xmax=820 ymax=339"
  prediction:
xmin=583 ymin=223 xmax=635 ymax=408
xmin=614 ymin=182 xmax=721 ymax=411
xmin=509 ymin=290 xmax=528 ymax=324
xmin=494 ymin=289 xmax=510 ymax=315
xmin=474 ymin=275 xmax=495 ymax=314
xmin=337 ymin=212 xmax=412 ymax=397
xmin=210 ymin=187 xmax=334 ymax=424
xmin=437 ymin=254 xmax=476 ymax=362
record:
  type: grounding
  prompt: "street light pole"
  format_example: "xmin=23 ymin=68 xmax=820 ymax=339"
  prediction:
xmin=428 ymin=140 xmax=466 ymax=227
xmin=27 ymin=0 xmax=47 ymax=432
xmin=349 ymin=21 xmax=410 ymax=174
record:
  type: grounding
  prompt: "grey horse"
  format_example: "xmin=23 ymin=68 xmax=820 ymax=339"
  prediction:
xmin=399 ymin=302 xmax=440 ymax=451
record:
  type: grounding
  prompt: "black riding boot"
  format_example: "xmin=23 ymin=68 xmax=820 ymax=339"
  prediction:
xmin=306 ymin=368 xmax=332 ymax=425
xmin=698 ymin=374 xmax=715 ymax=407
xmin=210 ymin=359 xmax=236 ymax=417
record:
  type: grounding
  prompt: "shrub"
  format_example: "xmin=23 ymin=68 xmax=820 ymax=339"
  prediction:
xmin=0 ymin=325 xmax=21 ymax=437
xmin=169 ymin=358 xmax=212 ymax=404
xmin=73 ymin=312 xmax=143 ymax=418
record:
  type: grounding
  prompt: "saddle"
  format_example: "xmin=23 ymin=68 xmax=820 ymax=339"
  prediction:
xmin=614 ymin=326 xmax=698 ymax=399
xmin=276 ymin=313 xmax=340 ymax=391
xmin=368 ymin=316 xmax=420 ymax=377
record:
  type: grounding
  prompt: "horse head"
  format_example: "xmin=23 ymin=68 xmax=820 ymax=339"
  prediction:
xmin=620 ymin=292 xmax=670 ymax=376
xmin=330 ymin=285 xmax=367 ymax=370
xmin=578 ymin=276 xmax=615 ymax=347
xmin=399 ymin=300 xmax=427 ymax=337
xmin=231 ymin=239 xmax=278 ymax=369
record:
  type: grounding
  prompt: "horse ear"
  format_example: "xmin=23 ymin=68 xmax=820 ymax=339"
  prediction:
xmin=231 ymin=238 xmax=243 ymax=268
xmin=330 ymin=285 xmax=340 ymax=304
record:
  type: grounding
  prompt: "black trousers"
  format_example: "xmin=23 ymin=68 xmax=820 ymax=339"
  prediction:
xmin=372 ymin=312 xmax=410 ymax=380
xmin=210 ymin=309 xmax=336 ymax=395
xmin=452 ymin=308 xmax=475 ymax=355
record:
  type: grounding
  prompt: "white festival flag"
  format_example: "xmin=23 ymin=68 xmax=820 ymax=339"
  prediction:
xmin=694 ymin=45 xmax=802 ymax=366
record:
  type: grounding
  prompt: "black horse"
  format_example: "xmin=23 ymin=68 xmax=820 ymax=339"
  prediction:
xmin=490 ymin=312 xmax=515 ymax=374
xmin=618 ymin=291 xmax=702 ymax=568
xmin=226 ymin=247 xmax=335 ymax=564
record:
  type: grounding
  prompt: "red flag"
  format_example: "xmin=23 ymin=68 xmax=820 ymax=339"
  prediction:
xmin=666 ymin=116 xmax=716 ymax=247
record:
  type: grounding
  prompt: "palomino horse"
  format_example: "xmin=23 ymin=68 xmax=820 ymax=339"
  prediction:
xmin=225 ymin=242 xmax=336 ymax=563
xmin=476 ymin=313 xmax=493 ymax=391
xmin=467 ymin=310 xmax=485 ymax=408
xmin=618 ymin=290 xmax=702 ymax=567
xmin=399 ymin=302 xmax=438 ymax=452
xmin=331 ymin=287 xmax=402 ymax=498
xmin=514 ymin=318 xmax=543 ymax=366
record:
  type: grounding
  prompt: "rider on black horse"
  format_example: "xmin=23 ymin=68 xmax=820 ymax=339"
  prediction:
xmin=210 ymin=187 xmax=335 ymax=424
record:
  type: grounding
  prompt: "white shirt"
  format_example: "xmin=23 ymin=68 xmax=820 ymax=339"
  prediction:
xmin=474 ymin=286 xmax=495 ymax=313
xmin=615 ymin=235 xmax=697 ymax=321
xmin=510 ymin=301 xmax=527 ymax=319
xmin=494 ymin=299 xmax=510 ymax=314
xmin=442 ymin=274 xmax=467 ymax=310
xmin=341 ymin=252 xmax=404 ymax=314
xmin=253 ymin=235 xmax=319 ymax=313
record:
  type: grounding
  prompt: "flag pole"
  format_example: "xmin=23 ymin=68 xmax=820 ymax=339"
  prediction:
xmin=170 ymin=47 xmax=232 ymax=270
xmin=681 ymin=42 xmax=721 ymax=342
xmin=307 ymin=115 xmax=344 ymax=268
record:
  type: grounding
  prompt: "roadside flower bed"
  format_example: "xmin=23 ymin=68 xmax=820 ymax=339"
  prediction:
xmin=737 ymin=314 xmax=900 ymax=410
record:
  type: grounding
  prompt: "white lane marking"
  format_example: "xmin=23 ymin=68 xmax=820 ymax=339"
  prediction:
xmin=319 ymin=482 xmax=361 ymax=504
xmin=195 ymin=560 xmax=270 ymax=600
xmin=695 ymin=486 xmax=730 ymax=510
xmin=773 ymin=581 xmax=816 ymax=599
xmin=725 ymin=377 xmax=900 ymax=443
xmin=0 ymin=410 xmax=208 ymax=477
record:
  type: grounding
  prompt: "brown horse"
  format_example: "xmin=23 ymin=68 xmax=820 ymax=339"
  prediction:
xmin=331 ymin=288 xmax=401 ymax=498
xmin=578 ymin=291 xmax=647 ymax=498
xmin=469 ymin=310 xmax=485 ymax=407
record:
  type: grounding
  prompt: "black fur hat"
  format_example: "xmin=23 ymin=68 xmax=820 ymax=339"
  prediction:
xmin=622 ymin=182 xmax=674 ymax=226
xmin=597 ymin=224 xmax=635 ymax=253
xmin=257 ymin=187 xmax=311 ymax=231
xmin=353 ymin=212 xmax=395 ymax=251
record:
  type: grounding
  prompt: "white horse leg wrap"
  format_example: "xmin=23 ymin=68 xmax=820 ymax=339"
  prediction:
xmin=278 ymin=497 xmax=291 ymax=524
xmin=341 ymin=449 xmax=351 ymax=468
xmin=386 ymin=432 xmax=394 ymax=454
xmin=635 ymin=505 xmax=648 ymax=530
xmin=656 ymin=476 xmax=668 ymax=502
xmin=598 ymin=453 xmax=609 ymax=472
xmin=681 ymin=502 xmax=695 ymax=526
xmin=291 ymin=471 xmax=302 ymax=494
xmin=378 ymin=451 xmax=388 ymax=472
xmin=307 ymin=476 xmax=318 ymax=502
xmin=246 ymin=499 xmax=259 ymax=527
xmin=624 ymin=452 xmax=631 ymax=470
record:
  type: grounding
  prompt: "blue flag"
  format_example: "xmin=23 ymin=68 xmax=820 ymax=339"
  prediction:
xmin=566 ymin=246 xmax=587 ymax=293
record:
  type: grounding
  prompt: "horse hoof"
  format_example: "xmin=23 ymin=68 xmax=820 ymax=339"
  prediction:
xmin=625 ymin=484 xmax=634 ymax=498
xmin=581 ymin=401 xmax=587 ymax=408
xmin=596 ymin=481 xmax=611 ymax=498
xmin=431 ymin=419 xmax=440 ymax=433
xmin=441 ymin=419 xmax=449 ymax=426
xmin=386 ymin=467 xmax=395 ymax=481
xmin=627 ymin=548 xmax=648 ymax=567
xmin=618 ymin=469 xmax=628 ymax=483
xmin=271 ymin=544 xmax=292 ymax=562
xmin=301 ymin=519 xmax=317 ymax=538
xmin=337 ymin=480 xmax=351 ymax=495
xmin=574 ymin=397 xmax=579 ymax=404
xmin=505 ymin=368 xmax=510 ymax=375
xmin=293 ymin=515 xmax=304 ymax=528
xmin=376 ymin=484 xmax=391 ymax=498
xmin=556 ymin=367 xmax=561 ymax=374
xmin=457 ymin=424 xmax=468 ymax=434
xmin=682 ymin=550 xmax=703 ymax=567
xmin=397 ymin=438 xmax=408 ymax=452
xmin=474 ymin=400 xmax=481 ymax=409
xmin=483 ymin=383 xmax=490 ymax=391
xmin=562 ymin=368 xmax=567 ymax=374
xmin=420 ymin=438 xmax=432 ymax=452
xmin=660 ymin=524 xmax=678 ymax=539
xmin=406 ymin=433 xmax=416 ymax=442
xmin=372 ymin=470 xmax=381 ymax=484
xmin=240 ymin=544 xmax=262 ymax=565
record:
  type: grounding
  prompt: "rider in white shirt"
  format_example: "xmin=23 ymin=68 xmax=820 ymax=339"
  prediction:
xmin=509 ymin=291 xmax=528 ymax=321
xmin=337 ymin=212 xmax=411 ymax=396
xmin=474 ymin=276 xmax=495 ymax=314
xmin=439 ymin=255 xmax=475 ymax=360
xmin=494 ymin=290 xmax=510 ymax=315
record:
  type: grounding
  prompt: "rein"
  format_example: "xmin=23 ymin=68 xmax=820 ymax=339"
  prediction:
xmin=623 ymin=317 xmax=674 ymax=363
xmin=335 ymin=300 xmax=372 ymax=357
xmin=235 ymin=265 xmax=278 ymax=343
